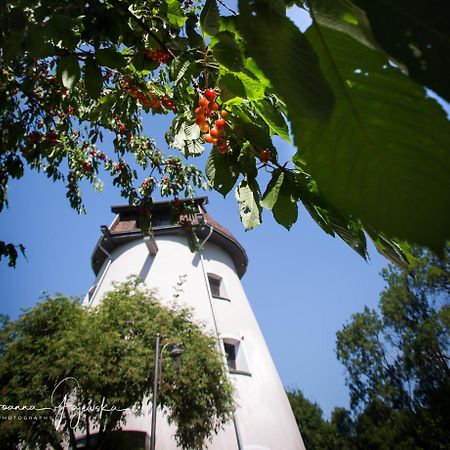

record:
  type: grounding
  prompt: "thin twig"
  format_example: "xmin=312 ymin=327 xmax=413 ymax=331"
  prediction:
xmin=217 ymin=0 xmax=237 ymax=16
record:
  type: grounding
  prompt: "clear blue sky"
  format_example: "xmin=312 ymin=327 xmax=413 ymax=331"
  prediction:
xmin=1 ymin=4 xmax=444 ymax=420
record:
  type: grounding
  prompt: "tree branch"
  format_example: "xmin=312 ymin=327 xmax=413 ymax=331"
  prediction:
xmin=107 ymin=0 xmax=175 ymax=58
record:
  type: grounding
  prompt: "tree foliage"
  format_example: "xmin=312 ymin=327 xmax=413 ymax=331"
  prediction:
xmin=336 ymin=246 xmax=450 ymax=449
xmin=1 ymin=0 xmax=449 ymax=267
xmin=0 ymin=277 xmax=234 ymax=450
xmin=287 ymin=389 xmax=343 ymax=450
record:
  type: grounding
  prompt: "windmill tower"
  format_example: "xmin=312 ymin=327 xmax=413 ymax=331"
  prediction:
xmin=84 ymin=197 xmax=305 ymax=450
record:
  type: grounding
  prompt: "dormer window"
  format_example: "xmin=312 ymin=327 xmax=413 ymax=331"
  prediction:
xmin=207 ymin=273 xmax=229 ymax=300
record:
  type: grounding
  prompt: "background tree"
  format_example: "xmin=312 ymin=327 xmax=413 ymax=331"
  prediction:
xmin=287 ymin=388 xmax=344 ymax=450
xmin=1 ymin=0 xmax=449 ymax=269
xmin=0 ymin=277 xmax=234 ymax=450
xmin=336 ymin=246 xmax=450 ymax=450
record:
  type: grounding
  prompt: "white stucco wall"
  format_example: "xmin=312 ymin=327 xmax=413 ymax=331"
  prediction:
xmin=86 ymin=233 xmax=305 ymax=450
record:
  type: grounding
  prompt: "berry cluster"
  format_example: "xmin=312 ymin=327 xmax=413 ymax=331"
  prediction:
xmin=121 ymin=76 xmax=176 ymax=111
xmin=144 ymin=48 xmax=171 ymax=64
xmin=194 ymin=89 xmax=229 ymax=154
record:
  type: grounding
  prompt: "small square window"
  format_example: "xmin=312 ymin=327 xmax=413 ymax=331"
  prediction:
xmin=208 ymin=273 xmax=228 ymax=299
xmin=222 ymin=339 xmax=250 ymax=375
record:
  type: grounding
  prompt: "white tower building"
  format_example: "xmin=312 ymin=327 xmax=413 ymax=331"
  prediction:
xmin=84 ymin=197 xmax=305 ymax=450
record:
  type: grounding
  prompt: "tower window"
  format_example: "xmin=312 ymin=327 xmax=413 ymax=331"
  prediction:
xmin=224 ymin=342 xmax=237 ymax=370
xmin=222 ymin=338 xmax=251 ymax=375
xmin=207 ymin=273 xmax=228 ymax=299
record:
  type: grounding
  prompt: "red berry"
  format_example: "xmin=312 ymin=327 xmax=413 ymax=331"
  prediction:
xmin=260 ymin=149 xmax=271 ymax=163
xmin=37 ymin=121 xmax=44 ymax=129
xmin=204 ymin=134 xmax=216 ymax=144
xmin=118 ymin=122 xmax=126 ymax=133
xmin=205 ymin=89 xmax=216 ymax=100
xmin=195 ymin=115 xmax=206 ymax=126
xmin=214 ymin=118 xmax=226 ymax=129
xmin=82 ymin=162 xmax=90 ymax=172
xmin=209 ymin=101 xmax=219 ymax=111
xmin=210 ymin=128 xmax=223 ymax=139
xmin=217 ymin=144 xmax=228 ymax=154
xmin=198 ymin=97 xmax=209 ymax=108
xmin=216 ymin=138 xmax=227 ymax=148
xmin=220 ymin=110 xmax=228 ymax=119
xmin=200 ymin=123 xmax=210 ymax=133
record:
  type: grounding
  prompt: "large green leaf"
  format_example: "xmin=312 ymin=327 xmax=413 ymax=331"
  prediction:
xmin=165 ymin=0 xmax=187 ymax=28
xmin=200 ymin=0 xmax=221 ymax=36
xmin=261 ymin=169 xmax=298 ymax=230
xmin=354 ymin=0 xmax=450 ymax=102
xmin=272 ymin=191 xmax=298 ymax=230
xmin=236 ymin=179 xmax=262 ymax=230
xmin=206 ymin=148 xmax=239 ymax=197
xmin=167 ymin=118 xmax=204 ymax=156
xmin=309 ymin=0 xmax=377 ymax=50
xmin=238 ymin=0 xmax=335 ymax=121
xmin=211 ymin=31 xmax=244 ymax=72
xmin=84 ymin=57 xmax=103 ymax=99
xmin=95 ymin=47 xmax=127 ymax=69
xmin=293 ymin=25 xmax=450 ymax=252
xmin=218 ymin=73 xmax=246 ymax=103
xmin=57 ymin=55 xmax=80 ymax=90
xmin=254 ymin=99 xmax=291 ymax=142
xmin=261 ymin=170 xmax=285 ymax=210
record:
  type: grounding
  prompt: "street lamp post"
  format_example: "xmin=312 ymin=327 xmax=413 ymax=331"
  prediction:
xmin=149 ymin=333 xmax=183 ymax=450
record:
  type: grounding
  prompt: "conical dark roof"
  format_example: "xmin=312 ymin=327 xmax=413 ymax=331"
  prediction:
xmin=91 ymin=197 xmax=248 ymax=278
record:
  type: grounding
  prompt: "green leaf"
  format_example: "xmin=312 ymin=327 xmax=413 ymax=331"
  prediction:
xmin=186 ymin=17 xmax=204 ymax=47
xmin=272 ymin=191 xmax=298 ymax=230
xmin=238 ymin=0 xmax=335 ymax=121
xmin=45 ymin=14 xmax=80 ymax=50
xmin=96 ymin=47 xmax=127 ymax=69
xmin=212 ymin=31 xmax=244 ymax=72
xmin=2 ymin=9 xmax=27 ymax=61
xmin=26 ymin=26 xmax=54 ymax=58
xmin=234 ymin=71 xmax=265 ymax=101
xmin=218 ymin=73 xmax=246 ymax=102
xmin=237 ymin=141 xmax=257 ymax=180
xmin=84 ymin=58 xmax=103 ymax=99
xmin=236 ymin=179 xmax=262 ymax=230
xmin=309 ymin=0 xmax=377 ymax=50
xmin=261 ymin=169 xmax=298 ymax=230
xmin=261 ymin=170 xmax=284 ymax=209
xmin=131 ymin=52 xmax=159 ymax=71
xmin=254 ymin=99 xmax=291 ymax=142
xmin=165 ymin=0 xmax=187 ymax=28
xmin=200 ymin=0 xmax=221 ymax=36
xmin=169 ymin=57 xmax=192 ymax=85
xmin=288 ymin=171 xmax=369 ymax=259
xmin=364 ymin=227 xmax=412 ymax=272
xmin=206 ymin=148 xmax=239 ymax=196
xmin=239 ymin=122 xmax=275 ymax=153
xmin=354 ymin=0 xmax=450 ymax=102
xmin=57 ymin=56 xmax=80 ymax=90
xmin=295 ymin=25 xmax=450 ymax=252
xmin=168 ymin=119 xmax=204 ymax=156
